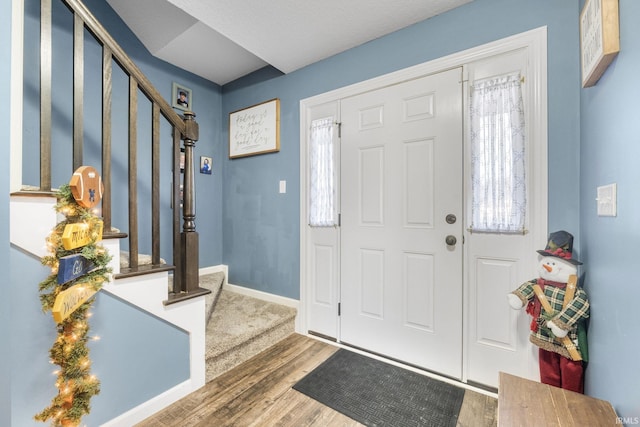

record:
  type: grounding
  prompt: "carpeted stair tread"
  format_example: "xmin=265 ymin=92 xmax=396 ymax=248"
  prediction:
xmin=205 ymin=289 xmax=296 ymax=381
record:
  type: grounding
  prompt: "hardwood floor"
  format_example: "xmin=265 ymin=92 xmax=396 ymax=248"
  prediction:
xmin=136 ymin=334 xmax=497 ymax=427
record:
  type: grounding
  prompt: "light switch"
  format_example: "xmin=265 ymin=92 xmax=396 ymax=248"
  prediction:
xmin=596 ymin=183 xmax=616 ymax=217
xmin=279 ymin=180 xmax=286 ymax=194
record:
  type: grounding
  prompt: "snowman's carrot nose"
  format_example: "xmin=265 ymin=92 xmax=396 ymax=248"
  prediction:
xmin=543 ymin=264 xmax=552 ymax=272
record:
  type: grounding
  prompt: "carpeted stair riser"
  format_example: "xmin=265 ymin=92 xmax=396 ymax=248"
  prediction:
xmin=205 ymin=317 xmax=295 ymax=381
xmin=204 ymin=288 xmax=297 ymax=382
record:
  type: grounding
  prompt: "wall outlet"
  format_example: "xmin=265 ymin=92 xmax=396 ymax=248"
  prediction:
xmin=596 ymin=183 xmax=617 ymax=217
xmin=279 ymin=180 xmax=286 ymax=194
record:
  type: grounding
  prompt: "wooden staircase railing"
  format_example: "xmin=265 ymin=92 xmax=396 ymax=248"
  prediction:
xmin=28 ymin=0 xmax=208 ymax=302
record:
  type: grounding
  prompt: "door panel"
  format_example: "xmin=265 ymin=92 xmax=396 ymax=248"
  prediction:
xmin=465 ymin=49 xmax=541 ymax=387
xmin=466 ymin=234 xmax=536 ymax=386
xmin=340 ymin=68 xmax=463 ymax=379
xmin=305 ymin=101 xmax=340 ymax=339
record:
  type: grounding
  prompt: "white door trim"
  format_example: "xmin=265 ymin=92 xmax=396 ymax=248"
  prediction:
xmin=299 ymin=27 xmax=548 ymax=380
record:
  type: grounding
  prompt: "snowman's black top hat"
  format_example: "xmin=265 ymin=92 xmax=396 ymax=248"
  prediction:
xmin=537 ymin=230 xmax=582 ymax=265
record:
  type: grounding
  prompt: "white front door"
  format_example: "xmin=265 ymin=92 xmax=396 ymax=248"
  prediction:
xmin=339 ymin=68 xmax=464 ymax=379
xmin=301 ymin=28 xmax=547 ymax=387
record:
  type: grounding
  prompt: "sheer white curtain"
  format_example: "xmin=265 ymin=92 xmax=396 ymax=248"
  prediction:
xmin=470 ymin=73 xmax=526 ymax=233
xmin=308 ymin=117 xmax=336 ymax=227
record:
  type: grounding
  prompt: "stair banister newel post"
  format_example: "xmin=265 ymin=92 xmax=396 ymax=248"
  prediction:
xmin=180 ymin=111 xmax=200 ymax=294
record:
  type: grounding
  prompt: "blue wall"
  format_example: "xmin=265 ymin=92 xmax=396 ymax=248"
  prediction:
xmin=580 ymin=0 xmax=640 ymax=419
xmin=1 ymin=0 xmax=13 ymax=424
xmin=221 ymin=0 xmax=581 ymax=299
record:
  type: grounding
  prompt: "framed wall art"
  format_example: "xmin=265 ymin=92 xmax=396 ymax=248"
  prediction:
xmin=229 ymin=98 xmax=280 ymax=159
xmin=172 ymin=82 xmax=193 ymax=111
xmin=200 ymin=156 xmax=212 ymax=174
xmin=580 ymin=0 xmax=619 ymax=88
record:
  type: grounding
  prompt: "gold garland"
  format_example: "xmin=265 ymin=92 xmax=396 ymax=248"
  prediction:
xmin=35 ymin=185 xmax=112 ymax=427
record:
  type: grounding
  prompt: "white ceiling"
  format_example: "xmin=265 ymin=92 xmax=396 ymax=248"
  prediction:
xmin=107 ymin=0 xmax=473 ymax=86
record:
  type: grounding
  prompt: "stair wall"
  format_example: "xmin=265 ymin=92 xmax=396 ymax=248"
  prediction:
xmin=9 ymin=194 xmax=209 ymax=426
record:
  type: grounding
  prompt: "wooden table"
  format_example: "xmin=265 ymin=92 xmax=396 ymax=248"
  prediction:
xmin=498 ymin=372 xmax=618 ymax=426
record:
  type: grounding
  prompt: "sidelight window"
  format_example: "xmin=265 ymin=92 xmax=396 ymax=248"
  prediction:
xmin=308 ymin=117 xmax=337 ymax=227
xmin=470 ymin=72 xmax=527 ymax=233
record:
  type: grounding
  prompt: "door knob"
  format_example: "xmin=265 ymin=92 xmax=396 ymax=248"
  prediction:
xmin=445 ymin=235 xmax=457 ymax=246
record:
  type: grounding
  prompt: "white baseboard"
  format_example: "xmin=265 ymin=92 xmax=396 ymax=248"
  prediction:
xmin=100 ymin=379 xmax=195 ymax=427
xmin=199 ymin=264 xmax=228 ymax=281
xmin=224 ymin=282 xmax=298 ymax=309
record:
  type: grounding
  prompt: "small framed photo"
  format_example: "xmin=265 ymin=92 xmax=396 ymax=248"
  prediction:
xmin=172 ymin=82 xmax=192 ymax=111
xmin=200 ymin=156 xmax=212 ymax=174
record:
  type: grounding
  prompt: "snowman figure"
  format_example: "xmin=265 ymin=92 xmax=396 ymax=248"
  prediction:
xmin=508 ymin=230 xmax=590 ymax=393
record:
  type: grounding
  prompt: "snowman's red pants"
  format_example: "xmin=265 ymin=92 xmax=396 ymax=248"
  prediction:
xmin=539 ymin=348 xmax=584 ymax=393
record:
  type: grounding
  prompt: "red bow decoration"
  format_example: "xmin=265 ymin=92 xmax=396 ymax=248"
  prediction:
xmin=551 ymin=247 xmax=571 ymax=260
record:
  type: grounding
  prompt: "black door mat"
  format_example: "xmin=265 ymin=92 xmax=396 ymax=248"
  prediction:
xmin=293 ymin=349 xmax=465 ymax=427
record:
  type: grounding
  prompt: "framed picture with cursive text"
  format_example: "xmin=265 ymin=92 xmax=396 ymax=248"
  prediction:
xmin=229 ymin=98 xmax=280 ymax=158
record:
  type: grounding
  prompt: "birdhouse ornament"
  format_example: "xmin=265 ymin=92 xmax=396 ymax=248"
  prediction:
xmin=508 ymin=230 xmax=590 ymax=393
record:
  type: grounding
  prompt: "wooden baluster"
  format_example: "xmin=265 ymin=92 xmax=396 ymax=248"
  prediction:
xmin=73 ymin=13 xmax=84 ymax=170
xmin=102 ymin=47 xmax=113 ymax=232
xmin=151 ymin=104 xmax=161 ymax=266
xmin=172 ymin=131 xmax=183 ymax=293
xmin=128 ymin=77 xmax=139 ymax=269
xmin=40 ymin=0 xmax=52 ymax=191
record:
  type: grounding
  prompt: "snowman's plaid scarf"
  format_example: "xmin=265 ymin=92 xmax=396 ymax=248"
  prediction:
xmin=512 ymin=278 xmax=590 ymax=360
